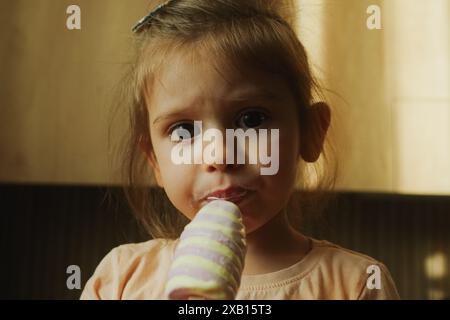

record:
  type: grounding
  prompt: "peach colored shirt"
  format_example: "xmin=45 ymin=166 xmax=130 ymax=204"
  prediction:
xmin=80 ymin=237 xmax=400 ymax=300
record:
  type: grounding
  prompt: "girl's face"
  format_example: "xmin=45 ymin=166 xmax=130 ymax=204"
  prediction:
xmin=145 ymin=49 xmax=301 ymax=234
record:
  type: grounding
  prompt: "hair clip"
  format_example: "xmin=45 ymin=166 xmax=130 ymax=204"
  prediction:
xmin=132 ymin=0 xmax=174 ymax=33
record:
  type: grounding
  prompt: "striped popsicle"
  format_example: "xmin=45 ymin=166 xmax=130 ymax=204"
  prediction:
xmin=165 ymin=199 xmax=247 ymax=300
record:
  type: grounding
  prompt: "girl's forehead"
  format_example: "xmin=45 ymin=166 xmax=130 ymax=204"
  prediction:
xmin=147 ymin=46 xmax=286 ymax=106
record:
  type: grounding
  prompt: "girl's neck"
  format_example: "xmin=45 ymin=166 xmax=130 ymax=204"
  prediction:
xmin=242 ymin=209 xmax=311 ymax=275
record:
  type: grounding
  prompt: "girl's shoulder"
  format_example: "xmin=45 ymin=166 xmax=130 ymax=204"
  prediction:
xmin=310 ymin=237 xmax=381 ymax=266
xmin=101 ymin=238 xmax=180 ymax=271
xmin=238 ymin=237 xmax=400 ymax=299
xmin=307 ymin=237 xmax=400 ymax=299
xmin=81 ymin=238 xmax=180 ymax=299
xmin=112 ymin=237 xmax=179 ymax=259
xmin=102 ymin=239 xmax=178 ymax=273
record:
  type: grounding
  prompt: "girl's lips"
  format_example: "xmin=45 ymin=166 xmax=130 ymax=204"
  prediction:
xmin=205 ymin=187 xmax=249 ymax=204
xmin=206 ymin=187 xmax=247 ymax=200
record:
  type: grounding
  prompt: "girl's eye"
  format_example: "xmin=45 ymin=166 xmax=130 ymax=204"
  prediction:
xmin=236 ymin=110 xmax=268 ymax=129
xmin=168 ymin=122 xmax=197 ymax=141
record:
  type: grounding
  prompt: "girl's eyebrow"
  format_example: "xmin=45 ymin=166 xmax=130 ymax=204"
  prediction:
xmin=153 ymin=108 xmax=197 ymax=125
xmin=152 ymin=87 xmax=280 ymax=125
xmin=226 ymin=86 xmax=280 ymax=102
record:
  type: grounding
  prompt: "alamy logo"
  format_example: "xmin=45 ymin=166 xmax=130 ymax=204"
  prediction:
xmin=170 ymin=121 xmax=279 ymax=175
xmin=366 ymin=265 xmax=382 ymax=290
xmin=66 ymin=265 xmax=81 ymax=290
xmin=66 ymin=5 xmax=81 ymax=30
xmin=366 ymin=5 xmax=382 ymax=30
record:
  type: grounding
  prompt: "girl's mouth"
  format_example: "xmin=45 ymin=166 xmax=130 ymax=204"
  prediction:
xmin=205 ymin=186 xmax=250 ymax=204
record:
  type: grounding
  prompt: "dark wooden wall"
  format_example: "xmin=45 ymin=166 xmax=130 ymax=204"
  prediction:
xmin=1 ymin=184 xmax=449 ymax=299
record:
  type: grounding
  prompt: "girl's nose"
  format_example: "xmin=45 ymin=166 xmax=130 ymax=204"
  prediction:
xmin=202 ymin=131 xmax=240 ymax=173
xmin=206 ymin=161 xmax=239 ymax=173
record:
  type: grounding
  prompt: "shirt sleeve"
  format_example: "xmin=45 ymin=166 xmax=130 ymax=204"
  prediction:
xmin=80 ymin=246 xmax=125 ymax=300
xmin=357 ymin=263 xmax=400 ymax=300
xmin=79 ymin=239 xmax=175 ymax=300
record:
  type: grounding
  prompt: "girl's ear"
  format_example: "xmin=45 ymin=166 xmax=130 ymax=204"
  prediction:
xmin=299 ymin=102 xmax=331 ymax=162
xmin=138 ymin=135 xmax=164 ymax=188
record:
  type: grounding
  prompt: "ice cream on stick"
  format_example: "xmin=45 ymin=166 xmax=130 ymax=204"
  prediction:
xmin=165 ymin=199 xmax=246 ymax=300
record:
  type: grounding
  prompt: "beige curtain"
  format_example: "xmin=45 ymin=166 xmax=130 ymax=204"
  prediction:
xmin=0 ymin=0 xmax=150 ymax=185
xmin=1 ymin=0 xmax=449 ymax=194
xmin=296 ymin=0 xmax=450 ymax=195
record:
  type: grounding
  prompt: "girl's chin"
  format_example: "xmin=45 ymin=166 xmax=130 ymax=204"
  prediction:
xmin=242 ymin=215 xmax=263 ymax=235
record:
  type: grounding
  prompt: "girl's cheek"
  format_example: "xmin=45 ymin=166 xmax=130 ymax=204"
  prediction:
xmin=166 ymin=174 xmax=197 ymax=219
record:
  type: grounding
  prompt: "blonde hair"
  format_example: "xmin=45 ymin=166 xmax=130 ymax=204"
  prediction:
xmin=111 ymin=0 xmax=337 ymax=239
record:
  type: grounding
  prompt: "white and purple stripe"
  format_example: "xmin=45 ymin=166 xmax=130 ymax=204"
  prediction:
xmin=165 ymin=199 xmax=247 ymax=300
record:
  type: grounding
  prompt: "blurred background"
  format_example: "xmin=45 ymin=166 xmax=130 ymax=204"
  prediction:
xmin=0 ymin=0 xmax=449 ymax=299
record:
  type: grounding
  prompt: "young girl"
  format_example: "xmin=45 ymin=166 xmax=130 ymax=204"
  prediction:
xmin=81 ymin=0 xmax=399 ymax=299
